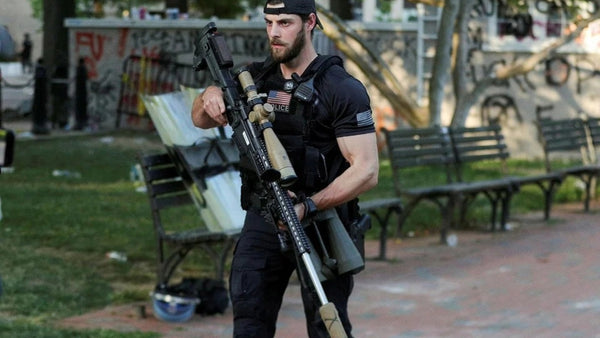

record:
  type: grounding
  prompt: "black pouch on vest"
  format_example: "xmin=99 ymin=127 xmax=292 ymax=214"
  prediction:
xmin=304 ymin=145 xmax=328 ymax=192
xmin=349 ymin=213 xmax=372 ymax=263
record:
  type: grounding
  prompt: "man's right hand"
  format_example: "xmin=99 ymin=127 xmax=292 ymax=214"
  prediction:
xmin=191 ymin=85 xmax=228 ymax=128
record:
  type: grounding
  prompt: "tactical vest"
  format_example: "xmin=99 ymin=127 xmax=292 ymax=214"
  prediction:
xmin=240 ymin=55 xmax=357 ymax=222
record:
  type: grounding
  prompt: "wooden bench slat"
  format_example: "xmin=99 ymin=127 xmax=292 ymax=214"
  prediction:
xmin=146 ymin=166 xmax=180 ymax=182
xmin=140 ymin=153 xmax=173 ymax=167
xmin=154 ymin=193 xmax=194 ymax=210
xmin=148 ymin=180 xmax=188 ymax=197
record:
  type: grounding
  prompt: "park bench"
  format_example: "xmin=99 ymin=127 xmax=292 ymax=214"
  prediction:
xmin=138 ymin=139 xmax=244 ymax=291
xmin=384 ymin=124 xmax=564 ymax=247
xmin=140 ymin=135 xmax=404 ymax=270
xmin=535 ymin=114 xmax=600 ymax=212
xmin=357 ymin=197 xmax=403 ymax=260
xmin=384 ymin=126 xmax=515 ymax=245
xmin=449 ymin=125 xmax=564 ymax=223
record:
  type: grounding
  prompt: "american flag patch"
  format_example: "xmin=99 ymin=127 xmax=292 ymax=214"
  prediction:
xmin=356 ymin=110 xmax=374 ymax=127
xmin=267 ymin=90 xmax=292 ymax=105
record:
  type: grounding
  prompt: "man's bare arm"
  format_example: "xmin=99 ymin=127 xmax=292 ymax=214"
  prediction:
xmin=308 ymin=132 xmax=379 ymax=212
xmin=191 ymin=85 xmax=228 ymax=128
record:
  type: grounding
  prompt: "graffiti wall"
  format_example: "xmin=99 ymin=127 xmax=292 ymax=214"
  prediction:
xmin=67 ymin=6 xmax=600 ymax=157
xmin=466 ymin=0 xmax=600 ymax=156
xmin=357 ymin=0 xmax=600 ymax=157
xmin=67 ymin=20 xmax=271 ymax=129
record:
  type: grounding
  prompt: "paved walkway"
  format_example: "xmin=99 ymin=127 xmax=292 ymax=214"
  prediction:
xmin=59 ymin=201 xmax=600 ymax=337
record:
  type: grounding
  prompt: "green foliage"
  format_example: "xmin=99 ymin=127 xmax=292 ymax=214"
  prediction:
xmin=28 ymin=0 xmax=263 ymax=19
xmin=189 ymin=0 xmax=246 ymax=18
xmin=29 ymin=0 xmax=167 ymax=19
xmin=28 ymin=0 xmax=42 ymax=19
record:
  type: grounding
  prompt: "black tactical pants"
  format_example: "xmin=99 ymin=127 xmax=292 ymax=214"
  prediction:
xmin=230 ymin=210 xmax=354 ymax=338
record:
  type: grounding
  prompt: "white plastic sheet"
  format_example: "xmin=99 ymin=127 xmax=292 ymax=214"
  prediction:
xmin=142 ymin=91 xmax=219 ymax=146
xmin=203 ymin=171 xmax=245 ymax=231
xmin=142 ymin=90 xmax=245 ymax=231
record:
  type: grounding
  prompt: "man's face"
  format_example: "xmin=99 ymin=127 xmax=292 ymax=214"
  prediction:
xmin=265 ymin=12 xmax=307 ymax=64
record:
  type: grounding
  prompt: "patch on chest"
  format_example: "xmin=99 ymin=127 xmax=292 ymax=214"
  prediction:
xmin=267 ymin=90 xmax=292 ymax=113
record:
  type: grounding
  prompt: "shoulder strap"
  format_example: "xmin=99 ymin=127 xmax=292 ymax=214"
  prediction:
xmin=252 ymin=56 xmax=277 ymax=85
xmin=253 ymin=55 xmax=343 ymax=88
xmin=299 ymin=55 xmax=343 ymax=83
xmin=292 ymin=55 xmax=343 ymax=103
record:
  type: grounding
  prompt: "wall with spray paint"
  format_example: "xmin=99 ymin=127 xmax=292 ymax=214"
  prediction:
xmin=66 ymin=2 xmax=600 ymax=157
xmin=456 ymin=0 xmax=600 ymax=157
xmin=67 ymin=19 xmax=272 ymax=129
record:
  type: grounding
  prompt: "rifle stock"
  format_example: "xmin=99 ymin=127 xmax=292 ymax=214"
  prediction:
xmin=194 ymin=22 xmax=347 ymax=338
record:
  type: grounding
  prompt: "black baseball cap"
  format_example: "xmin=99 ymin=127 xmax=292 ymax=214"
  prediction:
xmin=263 ymin=0 xmax=324 ymax=29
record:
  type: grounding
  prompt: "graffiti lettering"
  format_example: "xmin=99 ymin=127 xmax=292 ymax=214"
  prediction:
xmin=129 ymin=29 xmax=195 ymax=56
xmin=227 ymin=32 xmax=269 ymax=57
xmin=88 ymin=70 xmax=117 ymax=128
xmin=75 ymin=31 xmax=107 ymax=62
xmin=472 ymin=0 xmax=495 ymax=17
xmin=118 ymin=28 xmax=129 ymax=57
xmin=575 ymin=56 xmax=600 ymax=94
xmin=534 ymin=104 xmax=554 ymax=120
xmin=480 ymin=94 xmax=522 ymax=126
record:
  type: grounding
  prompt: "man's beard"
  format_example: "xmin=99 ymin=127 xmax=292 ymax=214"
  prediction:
xmin=270 ymin=27 xmax=306 ymax=64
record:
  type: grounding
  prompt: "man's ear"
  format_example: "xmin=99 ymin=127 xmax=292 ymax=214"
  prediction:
xmin=307 ymin=13 xmax=318 ymax=30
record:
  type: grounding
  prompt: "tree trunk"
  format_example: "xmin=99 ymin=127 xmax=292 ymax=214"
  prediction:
xmin=42 ymin=0 xmax=75 ymax=127
xmin=43 ymin=0 xmax=74 ymax=72
xmin=452 ymin=0 xmax=475 ymax=101
xmin=428 ymin=0 xmax=459 ymax=126
xmin=450 ymin=0 xmax=476 ymax=127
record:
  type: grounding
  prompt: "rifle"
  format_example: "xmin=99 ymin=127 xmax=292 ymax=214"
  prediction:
xmin=193 ymin=22 xmax=347 ymax=338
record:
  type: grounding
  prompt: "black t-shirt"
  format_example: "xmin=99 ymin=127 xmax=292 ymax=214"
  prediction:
xmin=242 ymin=55 xmax=374 ymax=201
xmin=248 ymin=55 xmax=375 ymax=144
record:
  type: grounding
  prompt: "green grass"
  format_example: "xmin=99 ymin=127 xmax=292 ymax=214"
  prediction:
xmin=0 ymin=131 xmax=173 ymax=337
xmin=0 ymin=130 xmax=596 ymax=336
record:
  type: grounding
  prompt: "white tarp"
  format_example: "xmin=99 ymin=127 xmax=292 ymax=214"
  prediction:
xmin=142 ymin=91 xmax=219 ymax=146
xmin=142 ymin=90 xmax=244 ymax=231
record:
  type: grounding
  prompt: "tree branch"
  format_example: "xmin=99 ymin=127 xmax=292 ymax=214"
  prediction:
xmin=316 ymin=4 xmax=427 ymax=126
xmin=452 ymin=8 xmax=600 ymax=127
